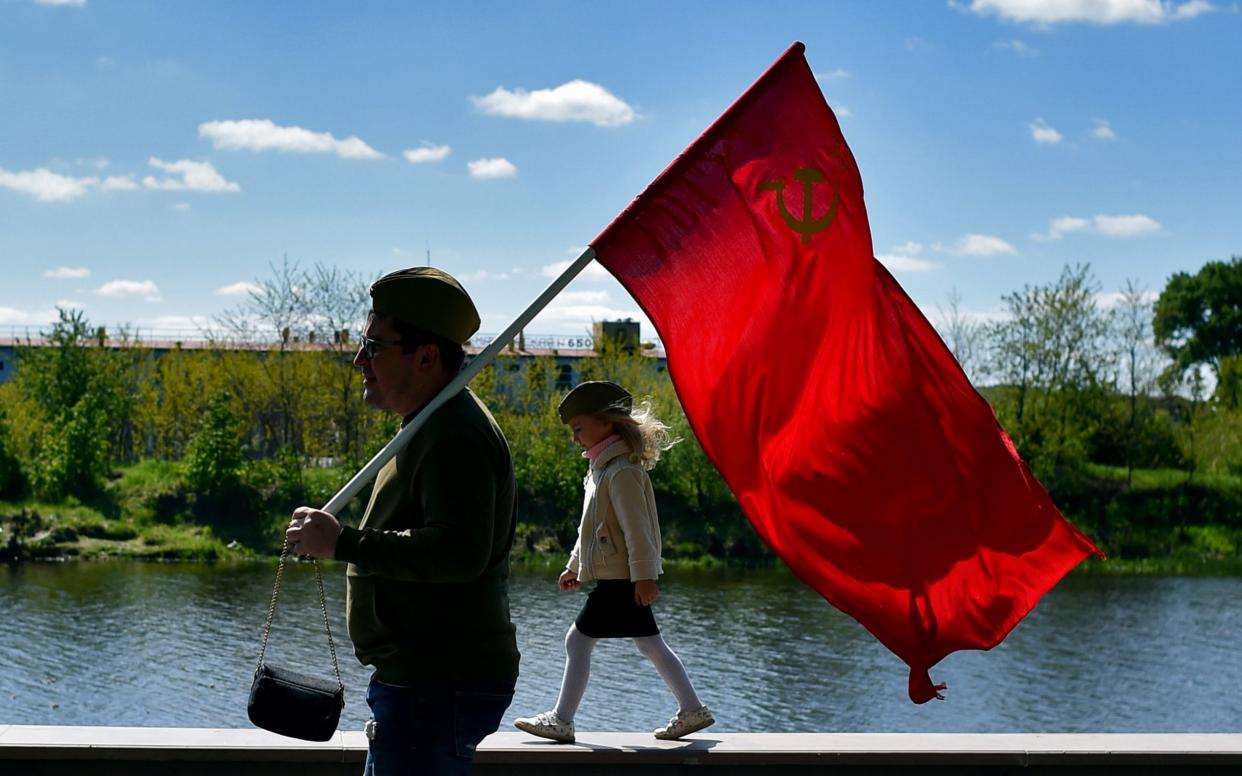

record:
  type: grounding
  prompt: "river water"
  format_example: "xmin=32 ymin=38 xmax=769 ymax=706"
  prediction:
xmin=2 ymin=562 xmax=1239 ymax=733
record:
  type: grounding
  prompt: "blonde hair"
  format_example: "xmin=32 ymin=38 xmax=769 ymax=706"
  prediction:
xmin=598 ymin=399 xmax=680 ymax=470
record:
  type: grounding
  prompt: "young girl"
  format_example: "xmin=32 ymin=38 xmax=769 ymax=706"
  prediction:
xmin=514 ymin=380 xmax=715 ymax=743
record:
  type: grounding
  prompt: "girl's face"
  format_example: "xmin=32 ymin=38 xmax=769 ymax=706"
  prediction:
xmin=568 ymin=414 xmax=615 ymax=450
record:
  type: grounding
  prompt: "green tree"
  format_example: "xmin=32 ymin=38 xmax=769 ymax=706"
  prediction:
xmin=1154 ymin=255 xmax=1242 ymax=397
xmin=32 ymin=391 xmax=111 ymax=499
xmin=16 ymin=310 xmax=130 ymax=499
xmin=183 ymin=392 xmax=246 ymax=493
xmin=986 ymin=264 xmax=1113 ymax=478
xmin=0 ymin=405 xmax=26 ymax=498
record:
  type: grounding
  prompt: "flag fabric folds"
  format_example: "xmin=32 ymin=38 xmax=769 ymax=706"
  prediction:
xmin=590 ymin=41 xmax=1101 ymax=703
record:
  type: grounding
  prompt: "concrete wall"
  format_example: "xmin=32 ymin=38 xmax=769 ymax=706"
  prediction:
xmin=3 ymin=726 xmax=1242 ymax=775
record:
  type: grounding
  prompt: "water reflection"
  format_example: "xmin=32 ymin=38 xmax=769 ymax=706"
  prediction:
xmin=2 ymin=563 xmax=1240 ymax=733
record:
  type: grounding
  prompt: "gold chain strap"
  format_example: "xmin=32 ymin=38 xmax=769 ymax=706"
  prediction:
xmin=255 ymin=538 xmax=344 ymax=690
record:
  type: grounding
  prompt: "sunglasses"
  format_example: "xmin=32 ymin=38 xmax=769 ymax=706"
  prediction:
xmin=359 ymin=335 xmax=404 ymax=360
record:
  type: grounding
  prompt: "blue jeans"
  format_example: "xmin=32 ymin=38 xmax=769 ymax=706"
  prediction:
xmin=363 ymin=676 xmax=515 ymax=775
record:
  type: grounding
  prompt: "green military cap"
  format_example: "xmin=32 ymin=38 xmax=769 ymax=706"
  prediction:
xmin=558 ymin=380 xmax=633 ymax=423
xmin=369 ymin=267 xmax=480 ymax=345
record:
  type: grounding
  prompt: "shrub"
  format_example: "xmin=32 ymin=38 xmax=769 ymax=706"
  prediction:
xmin=32 ymin=394 xmax=111 ymax=500
xmin=183 ymin=392 xmax=246 ymax=493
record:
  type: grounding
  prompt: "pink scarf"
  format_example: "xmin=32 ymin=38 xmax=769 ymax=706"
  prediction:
xmin=582 ymin=434 xmax=622 ymax=461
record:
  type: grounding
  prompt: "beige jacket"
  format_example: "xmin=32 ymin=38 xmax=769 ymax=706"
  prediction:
xmin=567 ymin=440 xmax=664 ymax=583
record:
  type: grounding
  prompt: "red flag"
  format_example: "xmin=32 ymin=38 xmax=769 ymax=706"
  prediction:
xmin=591 ymin=42 xmax=1101 ymax=703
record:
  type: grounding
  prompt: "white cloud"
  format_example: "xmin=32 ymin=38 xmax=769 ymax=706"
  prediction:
xmin=814 ymin=68 xmax=852 ymax=81
xmin=1173 ymin=0 xmax=1215 ymax=18
xmin=0 ymin=167 xmax=135 ymax=202
xmin=36 ymin=0 xmax=86 ymax=6
xmin=99 ymin=176 xmax=138 ymax=191
xmin=467 ymin=157 xmax=517 ymax=179
xmin=131 ymin=314 xmax=213 ymax=333
xmin=55 ymin=298 xmax=86 ymax=309
xmin=95 ymin=279 xmax=162 ymax=301
xmin=878 ymin=255 xmax=940 ymax=272
xmin=471 ymin=80 xmax=636 ymax=127
xmin=876 ymin=241 xmax=941 ymax=272
xmin=142 ymin=157 xmax=240 ymax=192
xmin=1032 ymin=213 xmax=1161 ymax=240
xmin=947 ymin=234 xmax=1018 ymax=256
xmin=199 ymin=119 xmax=384 ymax=160
xmin=833 ymin=105 xmax=853 ymax=119
xmin=541 ymin=258 xmax=611 ymax=280
xmin=515 ymin=282 xmax=660 ymax=342
xmin=558 ymin=290 xmax=611 ymax=305
xmin=992 ymin=39 xmax=1040 ymax=55
xmin=172 ymin=202 xmax=191 ymax=210
xmin=531 ymin=303 xmax=643 ymax=326
xmin=1094 ymin=213 xmax=1162 ymax=236
xmin=1092 ymin=118 xmax=1117 ymax=140
xmin=0 ymin=307 xmax=33 ymax=324
xmin=926 ymin=304 xmax=1009 ymax=328
xmin=1029 ymin=118 xmax=1063 ymax=144
xmin=403 ymin=143 xmax=452 ymax=164
xmin=45 ymin=266 xmax=91 ymax=279
xmin=964 ymin=0 xmax=1215 ymax=24
xmin=215 ymin=281 xmax=261 ymax=296
xmin=1097 ymin=289 xmax=1159 ymax=308
xmin=1030 ymin=216 xmax=1092 ymax=241
xmin=456 ymin=269 xmax=510 ymax=282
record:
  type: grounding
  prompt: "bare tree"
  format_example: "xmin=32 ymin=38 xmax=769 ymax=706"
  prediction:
xmin=1112 ymin=279 xmax=1165 ymax=485
xmin=301 ymin=263 xmax=373 ymax=461
xmin=935 ymin=288 xmax=985 ymax=385
xmin=211 ymin=257 xmax=371 ymax=458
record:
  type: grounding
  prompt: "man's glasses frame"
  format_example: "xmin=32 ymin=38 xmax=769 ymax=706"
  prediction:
xmin=359 ymin=335 xmax=404 ymax=360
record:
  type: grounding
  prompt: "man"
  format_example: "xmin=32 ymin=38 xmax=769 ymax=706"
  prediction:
xmin=287 ymin=267 xmax=520 ymax=775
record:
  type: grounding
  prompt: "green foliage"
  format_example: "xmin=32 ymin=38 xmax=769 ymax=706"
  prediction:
xmin=1175 ymin=404 xmax=1242 ymax=478
xmin=1182 ymin=525 xmax=1237 ymax=557
xmin=183 ymin=392 xmax=246 ymax=493
xmin=1 ymin=258 xmax=1239 ymax=567
xmin=1217 ymin=355 xmax=1242 ymax=410
xmin=244 ymin=447 xmax=307 ymax=504
xmin=471 ymin=354 xmax=584 ymax=543
xmin=1087 ymin=399 xmax=1183 ymax=471
xmin=985 ymin=264 xmax=1113 ymax=478
xmin=32 ymin=391 xmax=112 ymax=499
xmin=1154 ymin=255 xmax=1242 ymax=377
xmin=0 ymin=405 xmax=25 ymax=499
xmin=466 ymin=340 xmax=765 ymax=563
xmin=14 ymin=310 xmax=141 ymax=498
xmin=1052 ymin=464 xmax=1242 ymax=562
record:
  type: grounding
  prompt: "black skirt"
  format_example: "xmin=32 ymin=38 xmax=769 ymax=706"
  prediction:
xmin=574 ymin=579 xmax=660 ymax=639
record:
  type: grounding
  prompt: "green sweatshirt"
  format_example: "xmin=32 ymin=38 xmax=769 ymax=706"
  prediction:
xmin=333 ymin=387 xmax=520 ymax=684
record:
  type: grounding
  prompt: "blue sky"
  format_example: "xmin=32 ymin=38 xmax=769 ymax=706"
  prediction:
xmin=2 ymin=0 xmax=1239 ymax=342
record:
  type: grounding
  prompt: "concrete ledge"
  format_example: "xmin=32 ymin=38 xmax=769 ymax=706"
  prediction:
xmin=2 ymin=726 xmax=1241 ymax=774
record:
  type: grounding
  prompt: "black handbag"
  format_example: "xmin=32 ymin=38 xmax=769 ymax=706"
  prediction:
xmin=248 ymin=539 xmax=346 ymax=741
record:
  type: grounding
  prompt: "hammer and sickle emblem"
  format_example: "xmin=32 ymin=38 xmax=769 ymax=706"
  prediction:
xmin=759 ymin=166 xmax=839 ymax=245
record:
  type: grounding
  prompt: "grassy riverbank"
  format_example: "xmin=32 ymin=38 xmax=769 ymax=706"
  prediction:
xmin=2 ymin=460 xmax=1239 ymax=572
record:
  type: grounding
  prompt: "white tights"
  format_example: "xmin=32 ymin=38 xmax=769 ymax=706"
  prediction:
xmin=553 ymin=624 xmax=702 ymax=722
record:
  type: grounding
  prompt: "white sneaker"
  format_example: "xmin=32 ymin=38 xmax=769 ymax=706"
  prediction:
xmin=653 ymin=705 xmax=715 ymax=740
xmin=514 ymin=710 xmax=576 ymax=743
